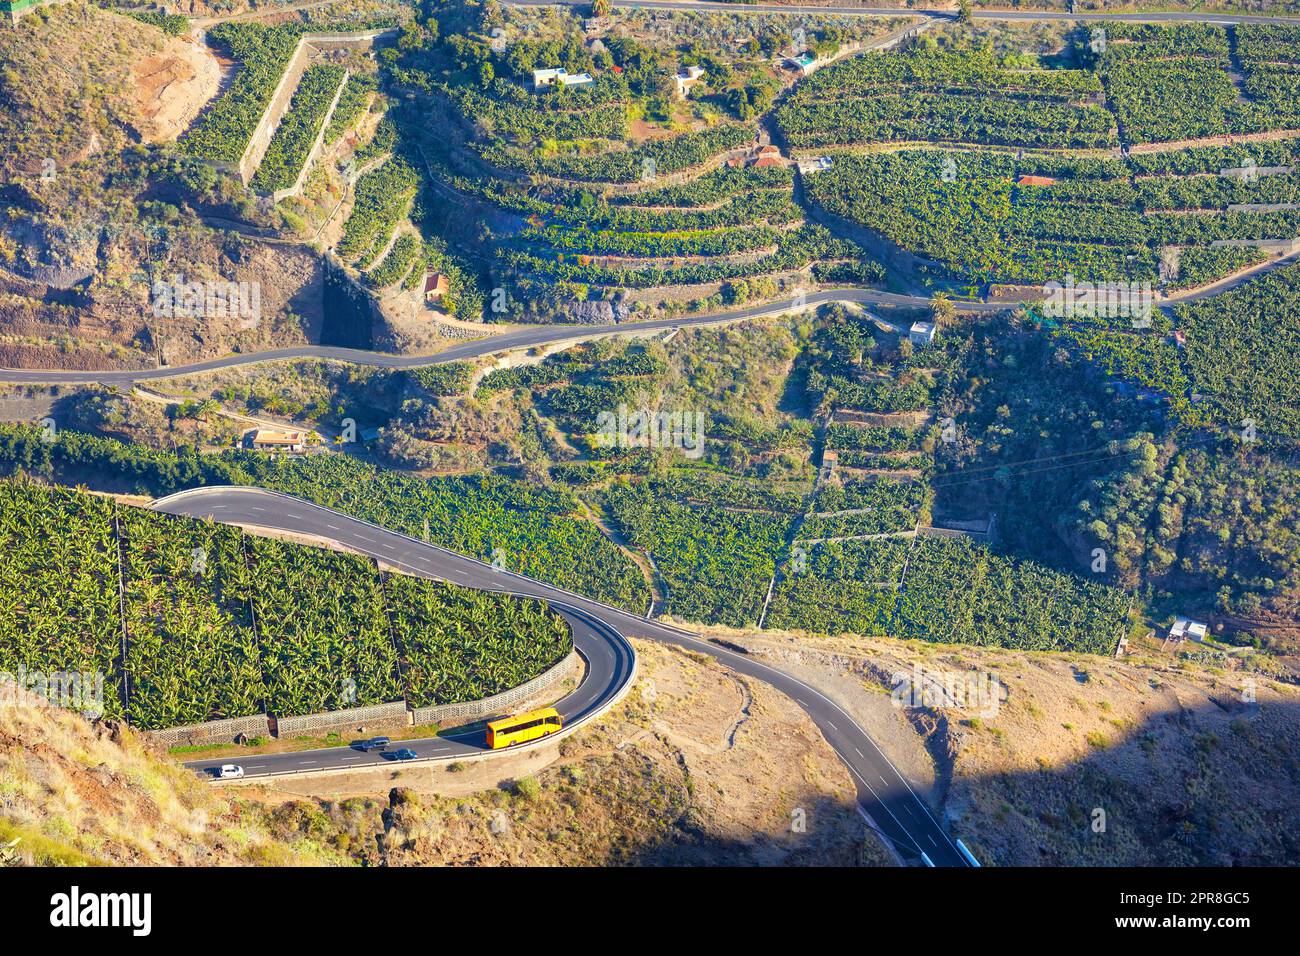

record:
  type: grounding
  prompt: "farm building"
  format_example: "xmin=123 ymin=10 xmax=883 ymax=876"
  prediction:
xmin=532 ymin=68 xmax=594 ymax=90
xmin=2 ymin=0 xmax=67 ymax=22
xmin=250 ymin=429 xmax=306 ymax=453
xmin=788 ymin=52 xmax=818 ymax=75
xmin=909 ymin=321 xmax=937 ymax=347
xmin=674 ymin=65 xmax=705 ymax=97
xmin=820 ymin=449 xmax=838 ymax=480
xmin=1168 ymin=617 xmax=1209 ymax=644
xmin=423 ymin=272 xmax=450 ymax=305
xmin=1016 ymin=175 xmax=1057 ymax=187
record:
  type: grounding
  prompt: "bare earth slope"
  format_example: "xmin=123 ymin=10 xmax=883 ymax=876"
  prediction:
xmin=686 ymin=623 xmax=1300 ymax=866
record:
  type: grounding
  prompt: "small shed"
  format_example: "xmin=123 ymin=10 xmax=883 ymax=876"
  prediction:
xmin=909 ymin=321 xmax=937 ymax=347
xmin=423 ymin=272 xmax=450 ymax=304
xmin=674 ymin=65 xmax=705 ymax=97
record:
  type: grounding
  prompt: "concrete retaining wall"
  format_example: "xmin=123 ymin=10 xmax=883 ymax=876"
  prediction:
xmin=146 ymin=649 xmax=576 ymax=746
xmin=239 ymin=39 xmax=315 ymax=186
xmin=271 ymin=68 xmax=350 ymax=202
xmin=238 ymin=29 xmax=396 ymax=187
xmin=148 ymin=713 xmax=271 ymax=748
xmin=409 ymin=651 xmax=581 ymax=726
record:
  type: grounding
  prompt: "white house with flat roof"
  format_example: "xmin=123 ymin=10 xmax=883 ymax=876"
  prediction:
xmin=533 ymin=67 xmax=594 ymax=90
xmin=788 ymin=52 xmax=818 ymax=75
xmin=1169 ymin=617 xmax=1209 ymax=644
xmin=909 ymin=321 xmax=937 ymax=347
xmin=674 ymin=65 xmax=705 ymax=97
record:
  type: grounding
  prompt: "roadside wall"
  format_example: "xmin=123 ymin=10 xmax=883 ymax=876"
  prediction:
xmin=148 ymin=713 xmax=271 ymax=748
xmin=409 ymin=651 xmax=581 ymax=725
xmin=148 ymin=650 xmax=581 ymax=746
xmin=275 ymin=699 xmax=410 ymax=738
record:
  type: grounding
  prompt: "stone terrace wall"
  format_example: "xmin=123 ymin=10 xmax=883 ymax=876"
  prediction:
xmin=271 ymin=68 xmax=349 ymax=202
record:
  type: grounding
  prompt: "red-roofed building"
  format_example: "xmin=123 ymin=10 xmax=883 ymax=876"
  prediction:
xmin=1016 ymin=175 xmax=1056 ymax=187
xmin=423 ymin=272 xmax=450 ymax=304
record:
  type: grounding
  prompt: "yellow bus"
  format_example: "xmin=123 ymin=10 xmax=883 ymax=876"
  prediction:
xmin=486 ymin=707 xmax=563 ymax=749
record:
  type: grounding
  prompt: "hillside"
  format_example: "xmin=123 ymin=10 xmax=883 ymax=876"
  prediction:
xmin=683 ymin=621 xmax=1300 ymax=866
xmin=0 ymin=480 xmax=573 ymax=729
xmin=0 ymin=690 xmax=353 ymax=865
xmin=0 ymin=640 xmax=885 ymax=866
xmin=0 ymin=4 xmax=217 ymax=180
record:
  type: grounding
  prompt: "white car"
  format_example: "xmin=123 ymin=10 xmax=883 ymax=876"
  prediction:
xmin=217 ymin=764 xmax=245 ymax=779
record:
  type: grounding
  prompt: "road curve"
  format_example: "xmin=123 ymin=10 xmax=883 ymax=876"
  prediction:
xmin=154 ymin=486 xmax=969 ymax=867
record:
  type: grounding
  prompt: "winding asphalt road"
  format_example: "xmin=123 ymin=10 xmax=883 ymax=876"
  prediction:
xmin=0 ymin=289 xmax=984 ymax=386
xmin=155 ymin=486 xmax=969 ymax=867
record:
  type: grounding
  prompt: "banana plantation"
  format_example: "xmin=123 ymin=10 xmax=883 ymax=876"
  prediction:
xmin=0 ymin=481 xmax=572 ymax=730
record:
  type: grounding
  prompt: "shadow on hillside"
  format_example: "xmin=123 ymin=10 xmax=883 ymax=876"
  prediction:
xmin=621 ymin=692 xmax=1298 ymax=867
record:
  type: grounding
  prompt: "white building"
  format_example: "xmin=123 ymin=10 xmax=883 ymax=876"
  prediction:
xmin=1169 ymin=617 xmax=1210 ymax=644
xmin=909 ymin=321 xmax=937 ymax=347
xmin=798 ymin=156 xmax=833 ymax=175
xmin=674 ymin=65 xmax=705 ymax=97
xmin=533 ymin=68 xmax=594 ymax=90
xmin=249 ymin=429 xmax=306 ymax=454
xmin=788 ymin=52 xmax=818 ymax=76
